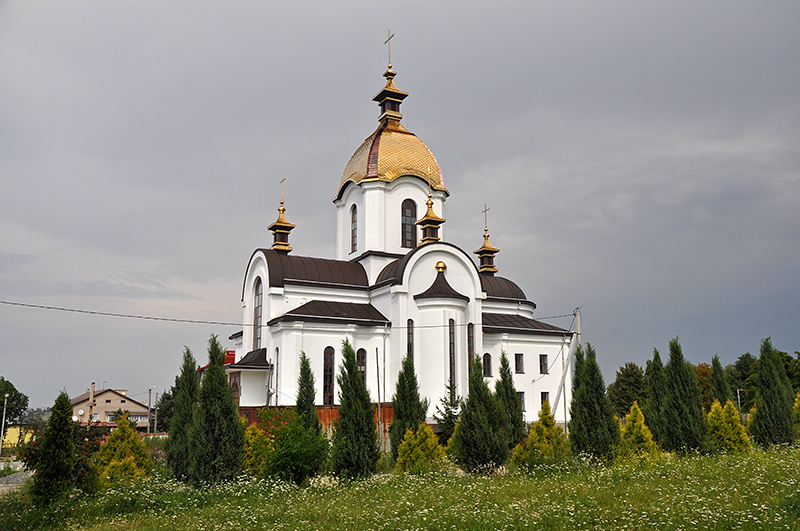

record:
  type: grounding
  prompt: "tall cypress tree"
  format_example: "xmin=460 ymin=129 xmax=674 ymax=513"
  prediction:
xmin=166 ymin=347 xmax=199 ymax=482
xmin=573 ymin=345 xmax=585 ymax=393
xmin=643 ymin=348 xmax=668 ymax=447
xmin=433 ymin=379 xmax=461 ymax=445
xmin=331 ymin=339 xmax=380 ymax=479
xmin=709 ymin=354 xmax=733 ymax=408
xmin=32 ymin=392 xmax=75 ymax=505
xmin=389 ymin=354 xmax=428 ymax=461
xmin=296 ymin=352 xmax=322 ymax=435
xmin=568 ymin=343 xmax=618 ymax=460
xmin=189 ymin=335 xmax=245 ymax=485
xmin=750 ymin=337 xmax=795 ymax=446
xmin=453 ymin=355 xmax=508 ymax=471
xmin=663 ymin=337 xmax=706 ymax=452
xmin=607 ymin=362 xmax=647 ymax=418
xmin=495 ymin=352 xmax=525 ymax=450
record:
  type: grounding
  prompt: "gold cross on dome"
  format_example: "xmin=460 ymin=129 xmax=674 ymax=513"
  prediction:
xmin=482 ymin=203 xmax=490 ymax=230
xmin=280 ymin=173 xmax=286 ymax=204
xmin=385 ymin=30 xmax=395 ymax=66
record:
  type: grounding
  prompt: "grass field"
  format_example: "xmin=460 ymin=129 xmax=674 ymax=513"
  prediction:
xmin=2 ymin=445 xmax=799 ymax=530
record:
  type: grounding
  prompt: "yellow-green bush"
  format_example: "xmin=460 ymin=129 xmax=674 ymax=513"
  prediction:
xmin=395 ymin=423 xmax=445 ymax=475
xmin=707 ymin=399 xmax=751 ymax=453
xmin=243 ymin=423 xmax=272 ymax=478
xmin=97 ymin=413 xmax=151 ymax=488
xmin=509 ymin=401 xmax=570 ymax=470
xmin=794 ymin=392 xmax=800 ymax=435
xmin=615 ymin=401 xmax=658 ymax=461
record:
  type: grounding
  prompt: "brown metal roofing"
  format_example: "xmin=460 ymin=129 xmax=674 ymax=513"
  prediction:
xmin=267 ymin=300 xmax=390 ymax=327
xmin=413 ymin=271 xmax=470 ymax=302
xmin=482 ymin=312 xmax=568 ymax=335
xmin=70 ymin=388 xmax=148 ymax=410
xmin=374 ymin=241 xmax=477 ymax=287
xmin=229 ymin=348 xmax=272 ymax=370
xmin=480 ymin=275 xmax=528 ymax=301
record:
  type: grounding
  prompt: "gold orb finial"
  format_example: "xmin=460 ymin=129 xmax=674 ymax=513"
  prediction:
xmin=435 ymin=261 xmax=447 ymax=272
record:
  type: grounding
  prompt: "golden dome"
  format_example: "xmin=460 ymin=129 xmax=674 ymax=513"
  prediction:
xmin=335 ymin=66 xmax=448 ymax=200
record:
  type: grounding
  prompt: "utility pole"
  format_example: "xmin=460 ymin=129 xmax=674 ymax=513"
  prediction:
xmin=153 ymin=392 xmax=159 ymax=434
xmin=147 ymin=388 xmax=152 ymax=436
xmin=0 ymin=393 xmax=8 ymax=455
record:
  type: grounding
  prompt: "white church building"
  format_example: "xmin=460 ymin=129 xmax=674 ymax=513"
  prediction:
xmin=227 ymin=62 xmax=576 ymax=428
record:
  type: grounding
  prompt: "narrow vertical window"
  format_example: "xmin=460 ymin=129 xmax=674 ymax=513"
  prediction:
xmin=323 ymin=346 xmax=334 ymax=406
xmin=541 ymin=391 xmax=550 ymax=407
xmin=350 ymin=204 xmax=357 ymax=253
xmin=515 ymin=353 xmax=524 ymax=373
xmin=252 ymin=277 xmax=263 ymax=350
xmin=539 ymin=354 xmax=549 ymax=374
xmin=401 ymin=199 xmax=417 ymax=248
xmin=357 ymin=348 xmax=367 ymax=384
xmin=448 ymin=319 xmax=456 ymax=388
xmin=467 ymin=323 xmax=474 ymax=376
xmin=483 ymin=353 xmax=492 ymax=377
xmin=517 ymin=391 xmax=525 ymax=411
xmin=407 ymin=319 xmax=414 ymax=363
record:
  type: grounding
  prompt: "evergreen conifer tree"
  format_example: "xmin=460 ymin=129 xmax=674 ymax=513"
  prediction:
xmin=433 ymin=379 xmax=461 ymax=445
xmin=509 ymin=400 xmax=570 ymax=469
xmin=32 ymin=392 xmax=75 ymax=505
xmin=709 ymin=354 xmax=733 ymax=407
xmin=573 ymin=345 xmax=585 ymax=392
xmin=395 ymin=422 xmax=446 ymax=475
xmin=98 ymin=412 xmax=152 ymax=486
xmin=296 ymin=352 xmax=322 ymax=435
xmin=331 ymin=339 xmax=380 ymax=479
xmin=389 ymin=354 xmax=428 ymax=461
xmin=568 ymin=343 xmax=619 ymax=460
xmin=643 ymin=348 xmax=668 ymax=447
xmin=707 ymin=399 xmax=750 ymax=453
xmin=615 ymin=401 xmax=658 ymax=460
xmin=663 ymin=337 xmax=706 ymax=452
xmin=189 ymin=335 xmax=245 ymax=485
xmin=166 ymin=347 xmax=198 ymax=482
xmin=793 ymin=392 xmax=800 ymax=436
xmin=607 ymin=362 xmax=647 ymax=418
xmin=750 ymin=337 xmax=795 ymax=446
xmin=494 ymin=352 xmax=526 ymax=450
xmin=452 ymin=355 xmax=508 ymax=471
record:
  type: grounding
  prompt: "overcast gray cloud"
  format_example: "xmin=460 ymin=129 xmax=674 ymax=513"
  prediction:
xmin=1 ymin=1 xmax=798 ymax=407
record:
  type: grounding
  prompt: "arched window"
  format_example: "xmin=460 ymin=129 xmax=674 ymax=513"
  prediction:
xmin=483 ymin=353 xmax=492 ymax=377
xmin=350 ymin=204 xmax=357 ymax=253
xmin=407 ymin=319 xmax=414 ymax=363
xmin=356 ymin=348 xmax=367 ymax=384
xmin=449 ymin=319 xmax=456 ymax=387
xmin=323 ymin=346 xmax=335 ymax=405
xmin=467 ymin=323 xmax=475 ymax=376
xmin=401 ymin=199 xmax=417 ymax=248
xmin=252 ymin=277 xmax=263 ymax=350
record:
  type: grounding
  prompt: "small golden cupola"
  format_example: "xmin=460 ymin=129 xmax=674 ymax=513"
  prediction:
xmin=416 ymin=191 xmax=446 ymax=244
xmin=268 ymin=177 xmax=295 ymax=254
xmin=474 ymin=204 xmax=499 ymax=274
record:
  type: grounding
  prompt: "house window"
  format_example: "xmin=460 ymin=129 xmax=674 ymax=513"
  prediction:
xmin=323 ymin=346 xmax=335 ymax=406
xmin=517 ymin=391 xmax=525 ymax=411
xmin=401 ymin=199 xmax=417 ymax=248
xmin=467 ymin=323 xmax=474 ymax=358
xmin=357 ymin=348 xmax=367 ymax=384
xmin=407 ymin=319 xmax=414 ymax=363
xmin=120 ymin=400 xmax=126 ymax=404
xmin=253 ymin=277 xmax=263 ymax=350
xmin=515 ymin=353 xmax=524 ymax=374
xmin=105 ymin=399 xmax=111 ymax=403
xmin=91 ymin=413 xmax=99 ymax=422
xmin=483 ymin=353 xmax=492 ymax=377
xmin=449 ymin=319 xmax=456 ymax=387
xmin=350 ymin=204 xmax=357 ymax=253
xmin=541 ymin=391 xmax=550 ymax=407
xmin=539 ymin=354 xmax=548 ymax=374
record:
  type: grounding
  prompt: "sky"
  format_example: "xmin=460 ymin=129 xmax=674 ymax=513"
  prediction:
xmin=1 ymin=2 xmax=798 ymax=408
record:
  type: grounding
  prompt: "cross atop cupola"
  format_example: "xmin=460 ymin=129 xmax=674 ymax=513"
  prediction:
xmin=373 ymin=31 xmax=408 ymax=122
xmin=268 ymin=174 xmax=295 ymax=254
xmin=474 ymin=203 xmax=499 ymax=274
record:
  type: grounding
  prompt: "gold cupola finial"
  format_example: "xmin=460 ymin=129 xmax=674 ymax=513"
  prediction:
xmin=373 ymin=31 xmax=408 ymax=123
xmin=416 ymin=189 xmax=445 ymax=245
xmin=474 ymin=203 xmax=499 ymax=274
xmin=268 ymin=173 xmax=296 ymax=254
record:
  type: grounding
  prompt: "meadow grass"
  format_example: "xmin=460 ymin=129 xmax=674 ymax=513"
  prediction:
xmin=2 ymin=444 xmax=799 ymax=530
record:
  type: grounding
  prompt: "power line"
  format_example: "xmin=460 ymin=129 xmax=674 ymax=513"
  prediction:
xmin=0 ymin=298 xmax=577 ymax=331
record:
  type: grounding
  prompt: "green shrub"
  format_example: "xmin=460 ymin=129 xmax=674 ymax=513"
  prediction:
xmin=267 ymin=413 xmax=328 ymax=485
xmin=31 ymin=392 xmax=75 ymax=505
xmin=395 ymin=423 xmax=445 ymax=475
xmin=98 ymin=413 xmax=152 ymax=488
xmin=243 ymin=423 xmax=272 ymax=477
xmin=794 ymin=392 xmax=800 ymax=436
xmin=707 ymin=399 xmax=751 ymax=453
xmin=510 ymin=401 xmax=570 ymax=470
xmin=615 ymin=401 xmax=658 ymax=461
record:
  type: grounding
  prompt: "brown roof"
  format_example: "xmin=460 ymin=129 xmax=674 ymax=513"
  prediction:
xmin=414 ymin=271 xmax=469 ymax=302
xmin=267 ymin=300 xmax=390 ymax=327
xmin=481 ymin=313 xmax=568 ymax=335
xmin=70 ymin=388 xmax=149 ymax=410
xmin=479 ymin=275 xmax=529 ymax=302
xmin=228 ymin=348 xmax=272 ymax=370
xmin=243 ymin=250 xmax=369 ymax=300
xmin=374 ymin=242 xmax=478 ymax=287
